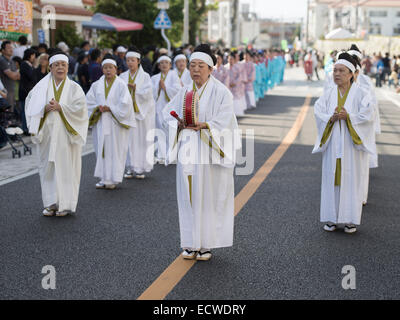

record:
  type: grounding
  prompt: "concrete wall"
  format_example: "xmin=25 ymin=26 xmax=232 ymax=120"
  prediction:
xmin=314 ymin=35 xmax=400 ymax=55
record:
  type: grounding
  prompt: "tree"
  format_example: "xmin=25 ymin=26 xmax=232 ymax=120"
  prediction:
xmin=93 ymin=0 xmax=217 ymax=49
xmin=55 ymin=23 xmax=84 ymax=49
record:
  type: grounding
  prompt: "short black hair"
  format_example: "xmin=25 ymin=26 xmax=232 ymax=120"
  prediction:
xmin=112 ymin=44 xmax=120 ymax=52
xmin=90 ymin=48 xmax=101 ymax=62
xmin=12 ymin=56 xmax=22 ymax=66
xmin=80 ymin=41 xmax=90 ymax=48
xmin=102 ymin=53 xmax=115 ymax=61
xmin=23 ymin=48 xmax=36 ymax=61
xmin=77 ymin=52 xmax=88 ymax=63
xmin=38 ymin=43 xmax=48 ymax=51
xmin=1 ymin=40 xmax=11 ymax=51
xmin=128 ymin=45 xmax=141 ymax=55
xmin=193 ymin=43 xmax=217 ymax=66
xmin=18 ymin=35 xmax=28 ymax=45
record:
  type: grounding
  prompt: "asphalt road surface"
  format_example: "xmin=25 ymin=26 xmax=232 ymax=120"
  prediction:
xmin=1 ymin=68 xmax=399 ymax=299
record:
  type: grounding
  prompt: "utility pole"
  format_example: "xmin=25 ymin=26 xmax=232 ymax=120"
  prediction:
xmin=183 ymin=0 xmax=189 ymax=45
xmin=305 ymin=0 xmax=310 ymax=47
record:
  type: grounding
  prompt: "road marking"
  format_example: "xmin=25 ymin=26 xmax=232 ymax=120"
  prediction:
xmin=137 ymin=95 xmax=312 ymax=300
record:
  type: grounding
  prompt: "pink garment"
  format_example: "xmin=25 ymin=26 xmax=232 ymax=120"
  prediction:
xmin=212 ymin=65 xmax=230 ymax=87
xmin=244 ymin=61 xmax=256 ymax=91
xmin=228 ymin=63 xmax=245 ymax=99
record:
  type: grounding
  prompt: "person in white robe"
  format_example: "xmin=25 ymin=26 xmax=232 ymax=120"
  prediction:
xmin=25 ymin=53 xmax=88 ymax=216
xmin=120 ymin=49 xmax=155 ymax=179
xmin=312 ymin=53 xmax=375 ymax=233
xmin=174 ymin=54 xmax=192 ymax=88
xmin=86 ymin=58 xmax=136 ymax=189
xmin=162 ymin=44 xmax=241 ymax=261
xmin=151 ymin=55 xmax=181 ymax=163
xmin=347 ymin=46 xmax=381 ymax=205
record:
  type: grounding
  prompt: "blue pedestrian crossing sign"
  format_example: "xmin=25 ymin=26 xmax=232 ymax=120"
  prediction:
xmin=154 ymin=10 xmax=172 ymax=29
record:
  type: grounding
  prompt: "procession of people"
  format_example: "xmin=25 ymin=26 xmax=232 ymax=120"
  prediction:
xmin=2 ymin=35 xmax=384 ymax=263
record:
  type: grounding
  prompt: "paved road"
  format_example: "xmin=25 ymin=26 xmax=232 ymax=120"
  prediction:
xmin=1 ymin=68 xmax=399 ymax=299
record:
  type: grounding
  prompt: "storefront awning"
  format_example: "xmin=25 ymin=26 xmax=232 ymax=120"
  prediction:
xmin=82 ymin=13 xmax=143 ymax=31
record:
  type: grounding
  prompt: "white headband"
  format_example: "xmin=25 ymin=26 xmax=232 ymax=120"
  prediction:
xmin=174 ymin=54 xmax=187 ymax=63
xmin=49 ymin=54 xmax=69 ymax=66
xmin=356 ymin=64 xmax=361 ymax=71
xmin=190 ymin=52 xmax=214 ymax=67
xmin=335 ymin=59 xmax=356 ymax=73
xmin=102 ymin=59 xmax=117 ymax=67
xmin=348 ymin=50 xmax=362 ymax=60
xmin=157 ymin=56 xmax=172 ymax=63
xmin=126 ymin=51 xmax=141 ymax=59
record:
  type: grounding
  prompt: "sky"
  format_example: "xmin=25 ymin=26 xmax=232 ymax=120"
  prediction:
xmin=241 ymin=0 xmax=308 ymax=22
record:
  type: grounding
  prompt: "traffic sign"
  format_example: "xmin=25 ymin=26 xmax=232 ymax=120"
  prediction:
xmin=154 ymin=10 xmax=172 ymax=29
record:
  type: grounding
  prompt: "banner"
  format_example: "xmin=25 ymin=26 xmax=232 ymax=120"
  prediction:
xmin=0 ymin=0 xmax=33 ymax=41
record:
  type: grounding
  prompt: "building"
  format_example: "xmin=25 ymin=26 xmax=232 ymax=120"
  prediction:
xmin=306 ymin=0 xmax=400 ymax=44
xmin=32 ymin=0 xmax=94 ymax=46
xmin=259 ymin=19 xmax=299 ymax=48
xmin=240 ymin=3 xmax=260 ymax=46
xmin=208 ymin=0 xmax=234 ymax=47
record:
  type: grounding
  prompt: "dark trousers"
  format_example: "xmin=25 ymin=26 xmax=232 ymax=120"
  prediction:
xmin=375 ymin=73 xmax=382 ymax=87
xmin=19 ymin=100 xmax=28 ymax=134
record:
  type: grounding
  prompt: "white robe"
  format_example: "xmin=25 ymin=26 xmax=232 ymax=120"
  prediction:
xmin=86 ymin=75 xmax=136 ymax=184
xmin=120 ymin=67 xmax=156 ymax=174
xmin=324 ymin=74 xmax=379 ymax=203
xmin=151 ymin=70 xmax=181 ymax=161
xmin=313 ymin=83 xmax=375 ymax=225
xmin=162 ymin=75 xmax=241 ymax=250
xmin=175 ymin=68 xmax=192 ymax=88
xmin=25 ymin=74 xmax=88 ymax=212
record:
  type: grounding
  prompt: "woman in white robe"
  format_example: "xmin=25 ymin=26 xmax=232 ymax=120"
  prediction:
xmin=312 ymin=53 xmax=375 ymax=233
xmin=174 ymin=54 xmax=192 ymax=88
xmin=162 ymin=44 xmax=241 ymax=261
xmin=86 ymin=58 xmax=136 ymax=189
xmin=151 ymin=55 xmax=181 ymax=163
xmin=25 ymin=53 xmax=88 ymax=216
xmin=120 ymin=49 xmax=155 ymax=179
xmin=348 ymin=46 xmax=381 ymax=205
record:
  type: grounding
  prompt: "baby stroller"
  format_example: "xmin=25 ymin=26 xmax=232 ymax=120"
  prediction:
xmin=0 ymin=101 xmax=32 ymax=158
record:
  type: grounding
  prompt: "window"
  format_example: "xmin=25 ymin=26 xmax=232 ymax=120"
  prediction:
xmin=369 ymin=11 xmax=387 ymax=17
xmin=394 ymin=25 xmax=400 ymax=35
xmin=369 ymin=23 xmax=382 ymax=34
xmin=397 ymin=11 xmax=400 ymax=17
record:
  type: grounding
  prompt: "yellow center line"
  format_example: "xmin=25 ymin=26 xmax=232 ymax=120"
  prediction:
xmin=137 ymin=95 xmax=312 ymax=300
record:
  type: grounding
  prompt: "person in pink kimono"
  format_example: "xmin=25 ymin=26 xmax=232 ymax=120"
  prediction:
xmin=244 ymin=50 xmax=256 ymax=109
xmin=228 ymin=52 xmax=246 ymax=117
xmin=212 ymin=51 xmax=230 ymax=88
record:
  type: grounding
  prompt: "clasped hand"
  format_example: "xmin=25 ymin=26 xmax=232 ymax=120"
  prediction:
xmin=331 ymin=107 xmax=348 ymax=122
xmin=178 ymin=120 xmax=207 ymax=132
xmin=45 ymin=98 xmax=61 ymax=113
xmin=99 ymin=105 xmax=111 ymax=113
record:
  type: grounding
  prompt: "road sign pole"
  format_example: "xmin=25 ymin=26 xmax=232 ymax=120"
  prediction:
xmin=161 ymin=28 xmax=171 ymax=56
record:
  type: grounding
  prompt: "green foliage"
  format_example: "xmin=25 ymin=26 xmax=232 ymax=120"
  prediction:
xmin=55 ymin=23 xmax=84 ymax=49
xmin=93 ymin=0 xmax=217 ymax=49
